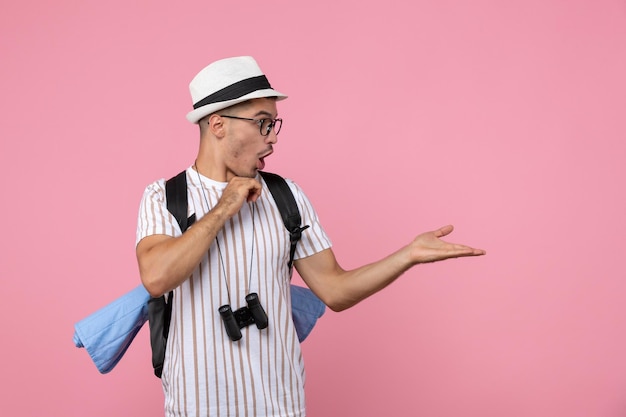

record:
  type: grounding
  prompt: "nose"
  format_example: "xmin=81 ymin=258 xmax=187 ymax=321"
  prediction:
xmin=265 ymin=130 xmax=278 ymax=145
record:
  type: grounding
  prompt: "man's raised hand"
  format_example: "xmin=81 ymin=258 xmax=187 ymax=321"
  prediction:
xmin=409 ymin=225 xmax=486 ymax=265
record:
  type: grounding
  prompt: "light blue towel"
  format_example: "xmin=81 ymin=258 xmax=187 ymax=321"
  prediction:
xmin=290 ymin=285 xmax=326 ymax=342
xmin=74 ymin=284 xmax=324 ymax=374
xmin=73 ymin=285 xmax=150 ymax=374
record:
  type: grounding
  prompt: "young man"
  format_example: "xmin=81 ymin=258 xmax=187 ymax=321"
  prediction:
xmin=136 ymin=56 xmax=485 ymax=416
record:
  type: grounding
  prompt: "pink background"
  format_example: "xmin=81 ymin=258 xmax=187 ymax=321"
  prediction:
xmin=2 ymin=1 xmax=626 ymax=416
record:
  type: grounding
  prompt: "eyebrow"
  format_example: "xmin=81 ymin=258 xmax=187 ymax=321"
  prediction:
xmin=253 ymin=110 xmax=277 ymax=118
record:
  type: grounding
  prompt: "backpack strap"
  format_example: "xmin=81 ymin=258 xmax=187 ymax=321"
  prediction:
xmin=148 ymin=170 xmax=195 ymax=378
xmin=162 ymin=169 xmax=197 ymax=351
xmin=166 ymin=170 xmax=196 ymax=232
xmin=259 ymin=171 xmax=310 ymax=269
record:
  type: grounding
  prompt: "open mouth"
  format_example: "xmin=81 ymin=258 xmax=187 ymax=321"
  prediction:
xmin=257 ymin=148 xmax=273 ymax=170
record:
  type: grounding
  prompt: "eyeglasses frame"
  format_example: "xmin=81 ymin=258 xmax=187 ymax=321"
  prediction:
xmin=218 ymin=115 xmax=283 ymax=136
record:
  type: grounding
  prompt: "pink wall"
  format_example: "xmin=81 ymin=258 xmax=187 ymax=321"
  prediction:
xmin=2 ymin=1 xmax=625 ymax=416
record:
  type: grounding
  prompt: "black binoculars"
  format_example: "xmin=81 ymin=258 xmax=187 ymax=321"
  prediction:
xmin=218 ymin=293 xmax=268 ymax=341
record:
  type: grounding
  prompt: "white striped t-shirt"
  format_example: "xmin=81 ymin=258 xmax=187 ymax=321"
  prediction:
xmin=136 ymin=167 xmax=332 ymax=417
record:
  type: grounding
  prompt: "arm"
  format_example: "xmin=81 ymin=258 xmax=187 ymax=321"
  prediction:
xmin=294 ymin=225 xmax=485 ymax=312
xmin=137 ymin=176 xmax=262 ymax=297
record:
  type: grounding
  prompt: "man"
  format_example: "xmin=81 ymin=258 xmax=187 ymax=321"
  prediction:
xmin=136 ymin=56 xmax=485 ymax=416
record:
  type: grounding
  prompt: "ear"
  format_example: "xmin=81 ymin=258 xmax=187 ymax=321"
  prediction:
xmin=205 ymin=114 xmax=226 ymax=139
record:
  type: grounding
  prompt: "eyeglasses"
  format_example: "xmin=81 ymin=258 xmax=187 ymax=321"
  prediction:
xmin=219 ymin=115 xmax=283 ymax=136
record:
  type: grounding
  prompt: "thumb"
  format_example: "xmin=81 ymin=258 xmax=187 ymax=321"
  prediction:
xmin=434 ymin=225 xmax=454 ymax=238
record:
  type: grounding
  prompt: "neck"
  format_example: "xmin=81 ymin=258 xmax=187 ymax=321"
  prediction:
xmin=194 ymin=157 xmax=231 ymax=183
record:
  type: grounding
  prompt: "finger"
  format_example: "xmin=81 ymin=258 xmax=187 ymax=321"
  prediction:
xmin=247 ymin=186 xmax=262 ymax=202
xmin=452 ymin=246 xmax=486 ymax=257
xmin=434 ymin=224 xmax=454 ymax=238
xmin=250 ymin=180 xmax=263 ymax=201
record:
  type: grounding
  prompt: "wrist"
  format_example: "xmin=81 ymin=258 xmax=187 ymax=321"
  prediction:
xmin=396 ymin=244 xmax=417 ymax=269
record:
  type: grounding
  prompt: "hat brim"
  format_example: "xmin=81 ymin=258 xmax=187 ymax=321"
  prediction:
xmin=186 ymin=88 xmax=287 ymax=124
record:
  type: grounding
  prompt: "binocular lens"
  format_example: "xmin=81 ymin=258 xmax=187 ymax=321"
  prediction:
xmin=219 ymin=305 xmax=242 ymax=341
xmin=245 ymin=293 xmax=268 ymax=329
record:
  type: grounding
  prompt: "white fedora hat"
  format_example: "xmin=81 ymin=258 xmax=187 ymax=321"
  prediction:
xmin=186 ymin=56 xmax=287 ymax=124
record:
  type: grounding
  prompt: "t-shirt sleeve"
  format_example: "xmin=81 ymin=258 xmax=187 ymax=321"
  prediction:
xmin=135 ymin=179 xmax=182 ymax=246
xmin=286 ymin=179 xmax=332 ymax=260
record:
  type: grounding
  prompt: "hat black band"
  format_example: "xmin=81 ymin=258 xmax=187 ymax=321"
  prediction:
xmin=193 ymin=75 xmax=272 ymax=110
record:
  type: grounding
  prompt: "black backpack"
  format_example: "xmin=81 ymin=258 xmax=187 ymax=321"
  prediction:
xmin=148 ymin=170 xmax=310 ymax=378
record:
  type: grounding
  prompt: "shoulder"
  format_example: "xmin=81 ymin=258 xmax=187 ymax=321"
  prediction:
xmin=260 ymin=171 xmax=304 ymax=194
xmin=282 ymin=176 xmax=304 ymax=195
xmin=141 ymin=178 xmax=167 ymax=201
xmin=142 ymin=167 xmax=195 ymax=200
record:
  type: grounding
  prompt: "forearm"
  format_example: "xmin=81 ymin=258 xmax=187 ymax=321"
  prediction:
xmin=331 ymin=247 xmax=414 ymax=310
xmin=137 ymin=208 xmax=229 ymax=297
xmin=297 ymin=246 xmax=416 ymax=312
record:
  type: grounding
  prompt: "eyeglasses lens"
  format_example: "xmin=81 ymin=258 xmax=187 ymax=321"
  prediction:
xmin=259 ymin=118 xmax=282 ymax=136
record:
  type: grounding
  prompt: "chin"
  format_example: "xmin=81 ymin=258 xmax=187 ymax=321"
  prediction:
xmin=240 ymin=169 xmax=259 ymax=179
